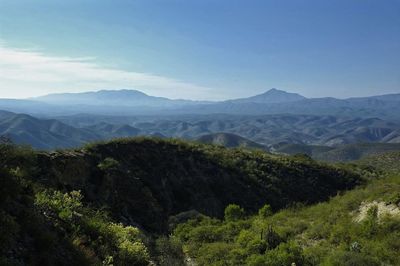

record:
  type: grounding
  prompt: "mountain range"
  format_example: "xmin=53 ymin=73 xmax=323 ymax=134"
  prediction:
xmin=31 ymin=89 xmax=210 ymax=107
xmin=0 ymin=88 xmax=399 ymax=120
xmin=2 ymin=109 xmax=400 ymax=160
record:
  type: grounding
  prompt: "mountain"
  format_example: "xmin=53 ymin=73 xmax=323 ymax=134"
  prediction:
xmin=1 ymin=89 xmax=399 ymax=120
xmin=2 ymin=111 xmax=400 ymax=151
xmin=230 ymin=88 xmax=306 ymax=103
xmin=32 ymin=89 xmax=210 ymax=108
xmin=113 ymin=114 xmax=400 ymax=147
xmin=85 ymin=122 xmax=141 ymax=139
xmin=195 ymin=132 xmax=266 ymax=149
xmin=0 ymin=111 xmax=100 ymax=149
xmin=173 ymin=91 xmax=400 ymax=120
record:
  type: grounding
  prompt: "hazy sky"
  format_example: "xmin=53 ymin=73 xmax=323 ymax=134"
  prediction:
xmin=0 ymin=0 xmax=399 ymax=100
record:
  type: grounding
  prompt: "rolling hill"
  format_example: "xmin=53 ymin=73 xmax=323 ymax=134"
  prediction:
xmin=2 ymin=110 xmax=400 ymax=153
xmin=0 ymin=110 xmax=100 ymax=149
xmin=195 ymin=132 xmax=265 ymax=149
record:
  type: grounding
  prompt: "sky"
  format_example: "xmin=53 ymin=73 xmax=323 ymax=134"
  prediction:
xmin=0 ymin=0 xmax=399 ymax=100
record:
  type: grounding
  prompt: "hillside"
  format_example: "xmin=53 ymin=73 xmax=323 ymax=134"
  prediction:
xmin=274 ymin=142 xmax=400 ymax=162
xmin=170 ymin=154 xmax=400 ymax=265
xmin=35 ymin=138 xmax=360 ymax=232
xmin=0 ymin=138 xmax=361 ymax=264
xmin=0 ymin=111 xmax=100 ymax=149
xmin=356 ymin=151 xmax=400 ymax=173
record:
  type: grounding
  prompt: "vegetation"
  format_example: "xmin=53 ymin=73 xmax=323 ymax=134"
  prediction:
xmin=170 ymin=160 xmax=400 ymax=265
xmin=36 ymin=137 xmax=361 ymax=233
xmin=1 ymin=138 xmax=398 ymax=265
xmin=274 ymin=143 xmax=400 ymax=162
xmin=0 ymin=143 xmax=150 ymax=265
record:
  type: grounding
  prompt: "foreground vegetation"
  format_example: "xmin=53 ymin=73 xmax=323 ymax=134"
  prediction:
xmin=0 ymin=145 xmax=150 ymax=265
xmin=169 ymin=153 xmax=400 ymax=265
xmin=1 ymin=138 xmax=398 ymax=265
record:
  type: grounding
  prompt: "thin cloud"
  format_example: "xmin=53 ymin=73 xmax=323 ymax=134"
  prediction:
xmin=0 ymin=43 xmax=219 ymax=100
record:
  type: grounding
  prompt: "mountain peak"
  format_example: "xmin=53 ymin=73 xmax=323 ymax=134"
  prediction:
xmin=232 ymin=88 xmax=307 ymax=104
xmin=96 ymin=89 xmax=149 ymax=97
xmin=261 ymin=88 xmax=290 ymax=95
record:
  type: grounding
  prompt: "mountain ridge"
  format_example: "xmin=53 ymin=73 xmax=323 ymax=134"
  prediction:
xmin=2 ymin=111 xmax=400 ymax=151
xmin=1 ymin=88 xmax=400 ymax=120
xmin=31 ymin=89 xmax=212 ymax=107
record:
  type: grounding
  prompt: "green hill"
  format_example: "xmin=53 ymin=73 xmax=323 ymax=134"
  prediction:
xmin=356 ymin=151 xmax=400 ymax=173
xmin=313 ymin=143 xmax=400 ymax=162
xmin=274 ymin=142 xmax=400 ymax=162
xmin=171 ymin=155 xmax=400 ymax=265
xmin=0 ymin=138 xmax=361 ymax=264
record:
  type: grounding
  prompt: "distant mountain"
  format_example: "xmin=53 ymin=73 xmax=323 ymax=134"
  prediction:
xmin=85 ymin=122 xmax=141 ymax=139
xmin=0 ymin=111 xmax=142 ymax=149
xmin=195 ymin=132 xmax=266 ymax=149
xmin=0 ymin=88 xmax=399 ymax=120
xmin=110 ymin=114 xmax=400 ymax=147
xmin=230 ymin=88 xmax=306 ymax=104
xmin=0 ymin=111 xmax=100 ymax=149
xmin=2 ymin=111 xmax=400 ymax=151
xmin=173 ymin=91 xmax=400 ymax=121
xmin=273 ymin=142 xmax=400 ymax=162
xmin=32 ymin=89 xmax=210 ymax=108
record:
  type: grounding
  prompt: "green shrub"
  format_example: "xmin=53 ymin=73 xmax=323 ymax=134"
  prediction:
xmin=258 ymin=204 xmax=273 ymax=218
xmin=35 ymin=189 xmax=150 ymax=265
xmin=323 ymin=250 xmax=380 ymax=266
xmin=155 ymin=236 xmax=185 ymax=266
xmin=224 ymin=204 xmax=245 ymax=222
xmin=98 ymin=157 xmax=120 ymax=171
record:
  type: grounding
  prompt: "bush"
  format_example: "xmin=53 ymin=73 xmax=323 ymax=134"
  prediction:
xmin=98 ymin=157 xmax=120 ymax=171
xmin=155 ymin=236 xmax=185 ymax=266
xmin=224 ymin=204 xmax=245 ymax=222
xmin=35 ymin=189 xmax=150 ymax=265
xmin=323 ymin=250 xmax=380 ymax=266
xmin=263 ymin=241 xmax=304 ymax=266
xmin=258 ymin=204 xmax=273 ymax=218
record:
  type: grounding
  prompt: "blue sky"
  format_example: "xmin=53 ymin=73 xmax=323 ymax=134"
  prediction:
xmin=0 ymin=0 xmax=399 ymax=100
